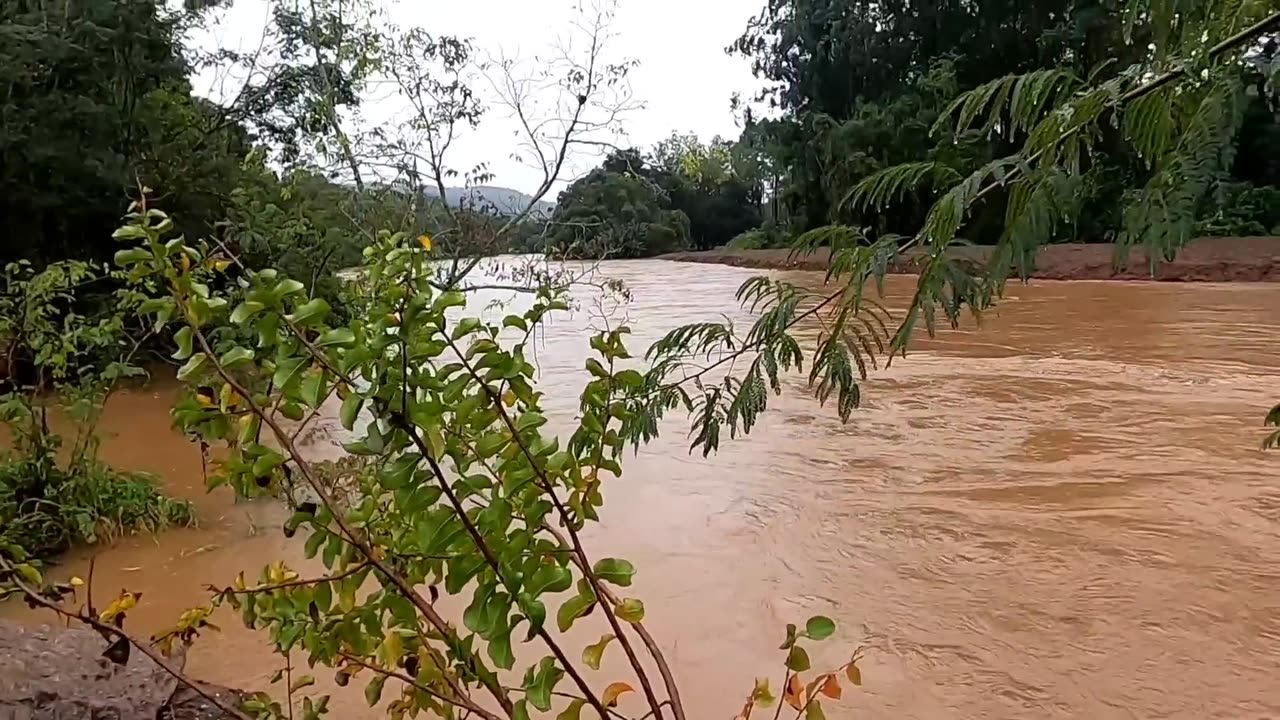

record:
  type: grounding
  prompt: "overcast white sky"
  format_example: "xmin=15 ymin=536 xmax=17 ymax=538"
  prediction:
xmin=190 ymin=0 xmax=767 ymax=195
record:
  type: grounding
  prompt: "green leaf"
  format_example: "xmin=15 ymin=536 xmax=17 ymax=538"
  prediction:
xmin=252 ymin=450 xmax=284 ymax=478
xmin=786 ymin=645 xmax=811 ymax=673
xmin=582 ymin=634 xmax=614 ymax=670
xmin=614 ymin=598 xmax=644 ymax=623
xmin=805 ymin=698 xmax=827 ymax=720
xmin=112 ymin=226 xmax=149 ymax=242
xmin=339 ymin=394 xmax=363 ymax=431
xmin=380 ymin=453 xmax=420 ymax=490
xmin=515 ymin=412 xmax=547 ymax=432
xmin=445 ymin=555 xmax=486 ymax=595
xmin=805 ymin=615 xmax=836 ymax=641
xmin=272 ymin=356 xmax=307 ymax=389
xmin=171 ymin=326 xmax=193 ymax=360
xmin=304 ymin=529 xmax=326 ymax=559
xmin=518 ymin=592 xmax=547 ymax=640
xmin=424 ymin=424 xmax=446 ymax=460
xmin=592 ymin=558 xmax=635 ymax=587
xmin=288 ymin=298 xmax=330 ymax=326
xmin=113 ymin=246 xmax=153 ymax=265
xmin=488 ymin=628 xmax=515 ymax=670
xmin=475 ymin=432 xmax=507 ymax=459
xmin=219 ymin=346 xmax=254 ymax=368
xmin=556 ymin=589 xmax=595 ymax=633
xmin=503 ymin=315 xmax=528 ymax=332
xmin=433 ymin=290 xmax=465 ymax=312
xmin=300 ymin=371 xmax=326 ymax=408
xmin=524 ymin=657 xmax=564 ymax=712
xmin=585 ymin=358 xmax=609 ymax=378
xmin=176 ymin=353 xmax=207 ymax=381
xmin=450 ymin=317 xmax=481 ymax=340
xmin=275 ymin=278 xmax=306 ymax=298
xmin=313 ymin=579 xmax=331 ymax=613
xmin=464 ymin=584 xmax=497 ymax=634
xmin=230 ymin=301 xmax=265 ymax=325
xmin=341 ymin=439 xmax=377 ymax=456
xmin=279 ymin=401 xmax=305 ymax=421
xmin=363 ymin=675 xmax=385 ymax=706
xmin=526 ymin=565 xmax=573 ymax=597
xmin=512 ymin=700 xmax=532 ymax=720
xmin=14 ymin=563 xmax=42 ymax=585
xmin=316 ymin=327 xmax=355 ymax=348
xmin=557 ymin=699 xmax=585 ymax=720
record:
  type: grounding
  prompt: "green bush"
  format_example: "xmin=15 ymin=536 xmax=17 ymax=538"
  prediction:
xmin=727 ymin=223 xmax=789 ymax=249
xmin=0 ymin=454 xmax=193 ymax=559
xmin=1196 ymin=181 xmax=1280 ymax=236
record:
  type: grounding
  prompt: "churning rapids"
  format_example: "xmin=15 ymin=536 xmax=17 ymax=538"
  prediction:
xmin=5 ymin=259 xmax=1280 ymax=719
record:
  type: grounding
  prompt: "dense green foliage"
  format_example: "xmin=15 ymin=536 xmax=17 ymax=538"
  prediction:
xmin=727 ymin=0 xmax=1280 ymax=243
xmin=0 ymin=0 xmax=251 ymax=265
xmin=546 ymin=163 xmax=691 ymax=258
xmin=547 ymin=137 xmax=765 ymax=257
xmin=0 ymin=260 xmax=192 ymax=559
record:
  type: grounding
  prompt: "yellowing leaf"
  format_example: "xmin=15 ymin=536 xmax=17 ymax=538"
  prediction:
xmin=752 ymin=677 xmax=775 ymax=707
xmin=602 ymin=681 xmax=634 ymax=707
xmin=14 ymin=563 xmax=41 ymax=586
xmin=380 ymin=631 xmax=403 ymax=668
xmin=338 ymin=577 xmax=357 ymax=612
xmin=819 ymin=674 xmax=842 ymax=700
xmin=783 ymin=674 xmax=804 ymax=710
xmin=845 ymin=661 xmax=862 ymax=686
xmin=582 ymin=634 xmax=614 ymax=670
xmin=614 ymin=597 xmax=644 ymax=623
xmin=556 ymin=699 xmax=585 ymax=720
xmin=69 ymin=576 xmax=84 ymax=587
xmin=290 ymin=674 xmax=316 ymax=693
xmin=418 ymin=234 xmax=433 ymax=251
xmin=99 ymin=591 xmax=141 ymax=624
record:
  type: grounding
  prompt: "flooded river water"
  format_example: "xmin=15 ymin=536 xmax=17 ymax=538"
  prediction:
xmin=5 ymin=260 xmax=1280 ymax=719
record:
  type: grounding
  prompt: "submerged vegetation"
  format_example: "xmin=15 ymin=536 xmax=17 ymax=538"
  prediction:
xmin=0 ymin=0 xmax=1277 ymax=719
xmin=0 ymin=260 xmax=193 ymax=560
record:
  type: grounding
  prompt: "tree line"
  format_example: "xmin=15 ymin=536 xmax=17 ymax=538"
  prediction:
xmin=549 ymin=0 xmax=1280 ymax=257
xmin=6 ymin=1 xmax=1276 ymax=271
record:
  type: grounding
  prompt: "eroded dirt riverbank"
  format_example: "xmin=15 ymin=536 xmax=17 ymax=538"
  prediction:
xmin=661 ymin=236 xmax=1280 ymax=281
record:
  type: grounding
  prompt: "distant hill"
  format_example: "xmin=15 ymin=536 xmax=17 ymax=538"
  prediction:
xmin=422 ymin=185 xmax=555 ymax=217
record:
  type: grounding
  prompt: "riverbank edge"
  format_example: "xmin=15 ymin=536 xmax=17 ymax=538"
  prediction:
xmin=658 ymin=236 xmax=1280 ymax=282
xmin=0 ymin=619 xmax=246 ymax=719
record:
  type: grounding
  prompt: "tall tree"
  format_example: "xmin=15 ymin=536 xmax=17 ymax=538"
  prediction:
xmin=0 ymin=0 xmax=246 ymax=265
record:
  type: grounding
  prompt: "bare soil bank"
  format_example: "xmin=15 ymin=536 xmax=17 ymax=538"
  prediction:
xmin=660 ymin=236 xmax=1280 ymax=282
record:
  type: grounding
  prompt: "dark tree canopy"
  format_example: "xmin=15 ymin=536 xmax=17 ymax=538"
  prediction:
xmin=730 ymin=0 xmax=1280 ymax=240
xmin=0 ymin=0 xmax=211 ymax=264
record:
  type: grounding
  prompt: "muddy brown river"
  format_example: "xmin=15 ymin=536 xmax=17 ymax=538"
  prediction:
xmin=5 ymin=260 xmax=1280 ymax=719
